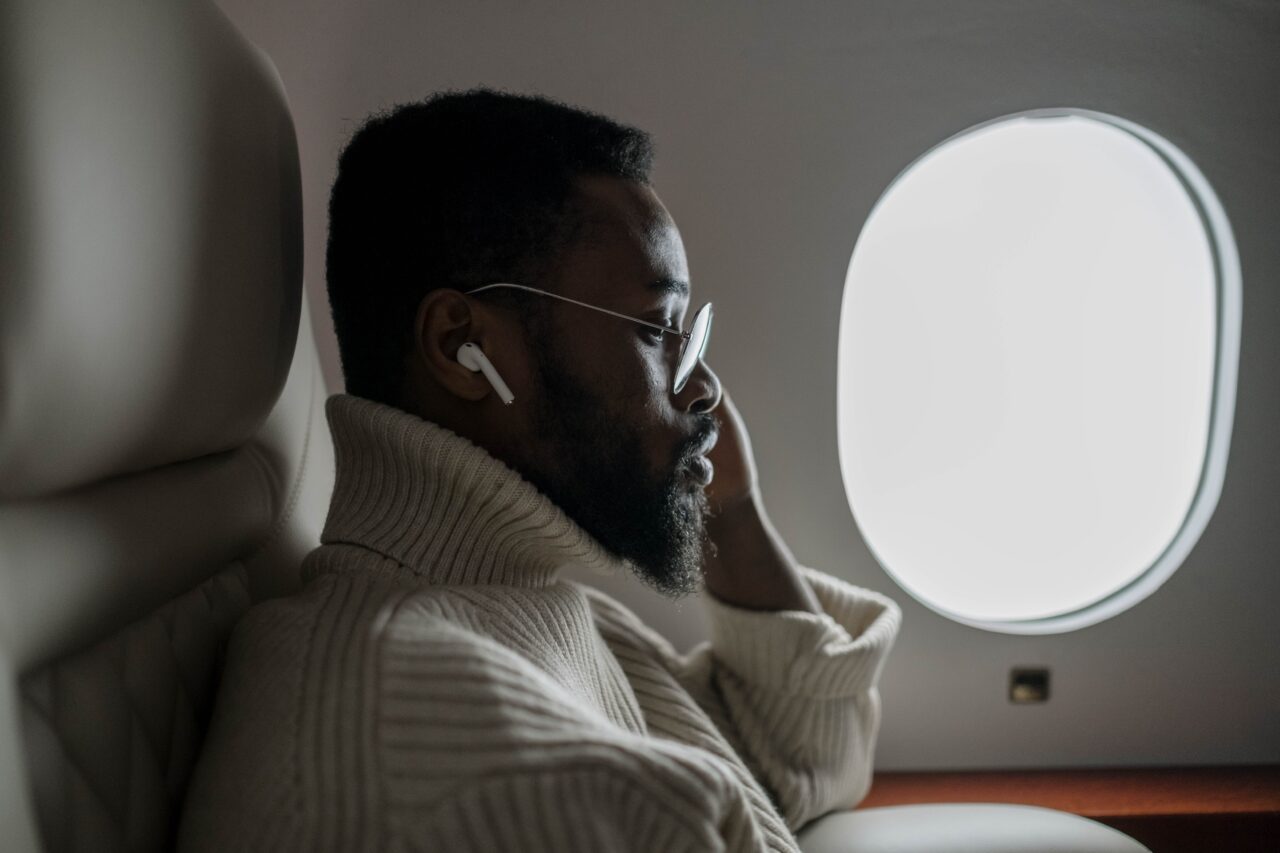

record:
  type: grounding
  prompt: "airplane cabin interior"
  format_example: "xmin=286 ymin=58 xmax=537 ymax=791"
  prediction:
xmin=1 ymin=1 xmax=1277 ymax=851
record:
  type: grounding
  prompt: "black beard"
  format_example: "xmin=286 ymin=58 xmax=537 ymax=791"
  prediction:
xmin=514 ymin=342 xmax=712 ymax=599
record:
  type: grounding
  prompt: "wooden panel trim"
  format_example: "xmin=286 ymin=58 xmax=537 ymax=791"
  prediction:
xmin=860 ymin=765 xmax=1280 ymax=818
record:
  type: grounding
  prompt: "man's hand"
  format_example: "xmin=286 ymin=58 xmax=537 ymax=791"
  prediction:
xmin=700 ymin=387 xmax=822 ymax=614
xmin=703 ymin=389 xmax=760 ymax=516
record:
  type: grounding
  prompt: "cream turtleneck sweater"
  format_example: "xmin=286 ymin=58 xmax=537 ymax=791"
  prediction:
xmin=177 ymin=393 xmax=901 ymax=852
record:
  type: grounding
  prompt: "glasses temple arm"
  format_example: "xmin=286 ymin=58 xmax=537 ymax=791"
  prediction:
xmin=466 ymin=282 xmax=688 ymax=337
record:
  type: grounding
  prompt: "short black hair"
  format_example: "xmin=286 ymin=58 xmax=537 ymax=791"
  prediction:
xmin=325 ymin=87 xmax=655 ymax=408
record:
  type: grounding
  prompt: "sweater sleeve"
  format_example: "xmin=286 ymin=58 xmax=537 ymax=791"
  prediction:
xmin=672 ymin=565 xmax=902 ymax=832
xmin=407 ymin=754 xmax=767 ymax=852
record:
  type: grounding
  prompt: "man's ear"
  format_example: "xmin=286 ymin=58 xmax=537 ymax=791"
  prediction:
xmin=411 ymin=289 xmax=494 ymax=403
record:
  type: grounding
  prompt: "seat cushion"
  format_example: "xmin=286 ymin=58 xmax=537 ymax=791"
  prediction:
xmin=795 ymin=803 xmax=1150 ymax=853
xmin=19 ymin=566 xmax=250 ymax=853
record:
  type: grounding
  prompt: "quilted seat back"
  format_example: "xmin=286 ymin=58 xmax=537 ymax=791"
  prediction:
xmin=0 ymin=1 xmax=334 ymax=850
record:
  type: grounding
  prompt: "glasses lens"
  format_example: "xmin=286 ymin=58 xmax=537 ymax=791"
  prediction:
xmin=673 ymin=303 xmax=712 ymax=393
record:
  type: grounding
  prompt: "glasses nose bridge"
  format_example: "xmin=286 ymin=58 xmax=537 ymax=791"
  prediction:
xmin=650 ymin=324 xmax=686 ymax=387
xmin=673 ymin=302 xmax=712 ymax=394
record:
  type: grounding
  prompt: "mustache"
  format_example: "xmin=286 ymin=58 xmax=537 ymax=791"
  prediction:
xmin=684 ymin=417 xmax=719 ymax=461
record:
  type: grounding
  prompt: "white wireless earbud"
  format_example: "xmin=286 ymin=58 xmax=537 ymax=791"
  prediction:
xmin=456 ymin=342 xmax=515 ymax=405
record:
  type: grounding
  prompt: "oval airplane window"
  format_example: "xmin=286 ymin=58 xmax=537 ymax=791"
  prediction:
xmin=837 ymin=108 xmax=1240 ymax=634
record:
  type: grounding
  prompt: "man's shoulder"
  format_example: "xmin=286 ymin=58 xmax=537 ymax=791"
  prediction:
xmin=376 ymin=595 xmax=586 ymax=705
xmin=568 ymin=580 xmax=680 ymax=659
xmin=223 ymin=573 xmax=343 ymax=660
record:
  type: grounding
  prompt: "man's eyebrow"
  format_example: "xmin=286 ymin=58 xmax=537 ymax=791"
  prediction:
xmin=648 ymin=278 xmax=690 ymax=297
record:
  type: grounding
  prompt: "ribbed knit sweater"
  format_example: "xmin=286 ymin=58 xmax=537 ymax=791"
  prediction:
xmin=177 ymin=393 xmax=901 ymax=852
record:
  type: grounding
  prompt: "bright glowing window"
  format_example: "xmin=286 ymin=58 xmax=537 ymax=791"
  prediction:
xmin=837 ymin=108 xmax=1240 ymax=634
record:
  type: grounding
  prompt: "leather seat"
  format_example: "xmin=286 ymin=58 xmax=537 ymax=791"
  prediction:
xmin=0 ymin=1 xmax=332 ymax=850
xmin=0 ymin=2 xmax=1147 ymax=851
xmin=795 ymin=803 xmax=1149 ymax=852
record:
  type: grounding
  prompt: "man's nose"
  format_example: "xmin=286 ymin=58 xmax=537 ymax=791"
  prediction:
xmin=680 ymin=359 xmax=721 ymax=414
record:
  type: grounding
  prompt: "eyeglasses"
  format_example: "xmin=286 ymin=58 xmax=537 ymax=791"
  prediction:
xmin=463 ymin=282 xmax=713 ymax=394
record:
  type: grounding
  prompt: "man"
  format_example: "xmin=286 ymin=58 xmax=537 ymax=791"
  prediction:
xmin=178 ymin=87 xmax=901 ymax=852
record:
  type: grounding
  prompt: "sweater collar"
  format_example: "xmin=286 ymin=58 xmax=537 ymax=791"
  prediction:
xmin=306 ymin=393 xmax=623 ymax=589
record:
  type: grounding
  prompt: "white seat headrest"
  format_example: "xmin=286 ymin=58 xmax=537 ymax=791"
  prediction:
xmin=0 ymin=0 xmax=302 ymax=500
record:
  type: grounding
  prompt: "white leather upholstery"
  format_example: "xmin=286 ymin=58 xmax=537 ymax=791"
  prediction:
xmin=0 ymin=1 xmax=333 ymax=850
xmin=795 ymin=804 xmax=1151 ymax=853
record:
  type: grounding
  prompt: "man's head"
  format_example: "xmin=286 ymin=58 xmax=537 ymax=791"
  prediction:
xmin=326 ymin=88 xmax=722 ymax=598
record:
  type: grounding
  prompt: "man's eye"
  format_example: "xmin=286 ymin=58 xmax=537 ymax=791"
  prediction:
xmin=643 ymin=327 xmax=666 ymax=344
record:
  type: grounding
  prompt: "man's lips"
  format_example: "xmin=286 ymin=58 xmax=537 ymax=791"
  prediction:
xmin=678 ymin=425 xmax=718 ymax=486
xmin=684 ymin=455 xmax=714 ymax=486
xmin=693 ymin=428 xmax=719 ymax=457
